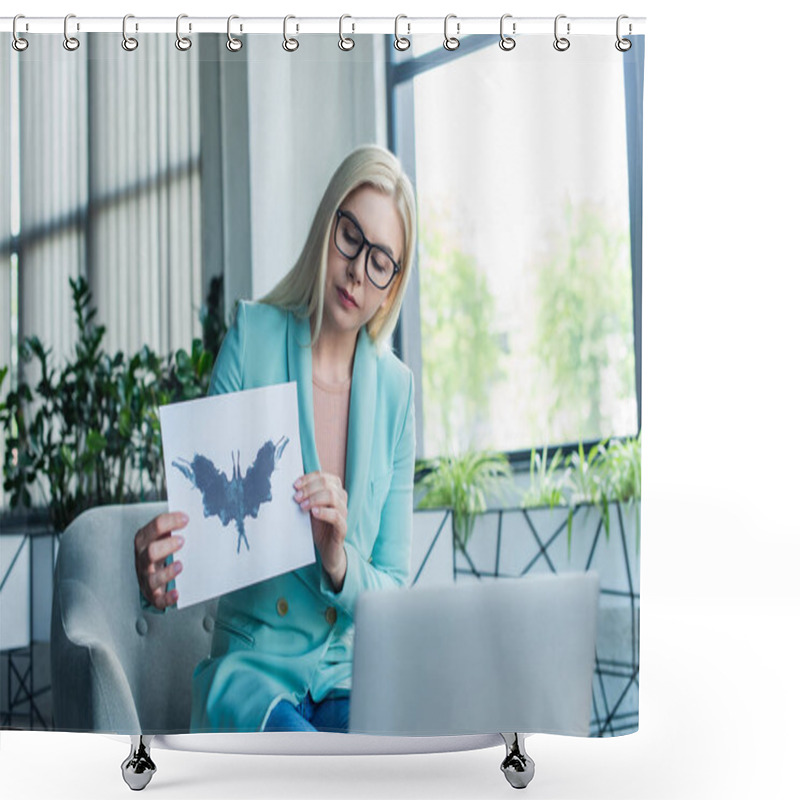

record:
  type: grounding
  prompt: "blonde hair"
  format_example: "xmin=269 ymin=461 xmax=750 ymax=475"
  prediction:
xmin=260 ymin=144 xmax=417 ymax=352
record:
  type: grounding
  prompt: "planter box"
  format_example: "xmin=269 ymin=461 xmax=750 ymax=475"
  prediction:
xmin=0 ymin=511 xmax=59 ymax=729
xmin=412 ymin=502 xmax=640 ymax=737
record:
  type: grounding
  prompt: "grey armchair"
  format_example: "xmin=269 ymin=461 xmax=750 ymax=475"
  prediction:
xmin=51 ymin=502 xmax=217 ymax=733
xmin=51 ymin=502 xmax=599 ymax=792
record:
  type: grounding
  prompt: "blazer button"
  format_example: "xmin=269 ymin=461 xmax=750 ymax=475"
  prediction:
xmin=325 ymin=606 xmax=337 ymax=626
xmin=276 ymin=597 xmax=289 ymax=617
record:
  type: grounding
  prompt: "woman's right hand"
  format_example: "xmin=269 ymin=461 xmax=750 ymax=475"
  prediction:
xmin=134 ymin=512 xmax=188 ymax=610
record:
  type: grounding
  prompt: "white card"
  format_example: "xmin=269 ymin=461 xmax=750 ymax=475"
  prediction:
xmin=159 ymin=382 xmax=315 ymax=609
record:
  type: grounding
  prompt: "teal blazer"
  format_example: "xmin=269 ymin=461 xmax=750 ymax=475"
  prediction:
xmin=190 ymin=301 xmax=416 ymax=732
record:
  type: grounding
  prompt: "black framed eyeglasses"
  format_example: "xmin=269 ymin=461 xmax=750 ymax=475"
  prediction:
xmin=334 ymin=209 xmax=401 ymax=291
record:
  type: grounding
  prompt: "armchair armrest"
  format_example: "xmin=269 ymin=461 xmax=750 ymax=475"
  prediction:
xmin=51 ymin=579 xmax=140 ymax=732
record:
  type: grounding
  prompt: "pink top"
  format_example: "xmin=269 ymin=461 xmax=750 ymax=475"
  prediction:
xmin=311 ymin=372 xmax=351 ymax=544
xmin=312 ymin=372 xmax=351 ymax=484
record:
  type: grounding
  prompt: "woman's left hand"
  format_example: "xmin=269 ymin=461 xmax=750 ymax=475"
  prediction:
xmin=294 ymin=471 xmax=348 ymax=591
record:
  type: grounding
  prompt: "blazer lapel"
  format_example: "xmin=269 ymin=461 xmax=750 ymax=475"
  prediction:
xmin=344 ymin=324 xmax=376 ymax=529
xmin=287 ymin=312 xmax=321 ymax=475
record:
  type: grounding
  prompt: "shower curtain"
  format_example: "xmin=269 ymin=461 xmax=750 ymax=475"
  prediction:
xmin=0 ymin=19 xmax=644 ymax=740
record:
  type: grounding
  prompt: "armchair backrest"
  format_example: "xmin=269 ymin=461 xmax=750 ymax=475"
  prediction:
xmin=51 ymin=502 xmax=217 ymax=733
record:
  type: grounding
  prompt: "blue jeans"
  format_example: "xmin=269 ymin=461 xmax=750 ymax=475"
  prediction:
xmin=263 ymin=691 xmax=350 ymax=732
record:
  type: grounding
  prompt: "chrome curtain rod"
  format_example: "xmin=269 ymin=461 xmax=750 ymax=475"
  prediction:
xmin=0 ymin=16 xmax=645 ymax=36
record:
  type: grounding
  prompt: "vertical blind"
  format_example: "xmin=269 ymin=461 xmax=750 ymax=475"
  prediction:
xmin=14 ymin=33 xmax=202 ymax=367
xmin=1 ymin=53 xmax=12 ymax=509
xmin=0 ymin=53 xmax=12 ymax=370
xmin=18 ymin=37 xmax=85 ymax=365
xmin=86 ymin=34 xmax=202 ymax=356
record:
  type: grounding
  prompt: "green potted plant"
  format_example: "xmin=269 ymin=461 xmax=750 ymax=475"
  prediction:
xmin=0 ymin=276 xmax=218 ymax=532
xmin=594 ymin=434 xmax=641 ymax=548
xmin=520 ymin=435 xmax=640 ymax=556
xmin=414 ymin=449 xmax=516 ymax=551
xmin=521 ymin=445 xmax=568 ymax=510
xmin=563 ymin=439 xmax=611 ymax=551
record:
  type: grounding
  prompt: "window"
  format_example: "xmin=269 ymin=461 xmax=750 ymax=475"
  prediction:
xmin=389 ymin=36 xmax=641 ymax=461
xmin=0 ymin=35 xmax=214 ymax=509
xmin=2 ymin=34 xmax=206 ymax=372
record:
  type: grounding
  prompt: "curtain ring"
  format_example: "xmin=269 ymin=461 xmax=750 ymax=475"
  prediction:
xmin=12 ymin=15 xmax=29 ymax=52
xmin=443 ymin=14 xmax=460 ymax=51
xmin=63 ymin=13 xmax=80 ymax=51
xmin=499 ymin=14 xmax=515 ymax=51
xmin=553 ymin=14 xmax=570 ymax=52
xmin=339 ymin=14 xmax=355 ymax=51
xmin=175 ymin=14 xmax=191 ymax=51
xmin=394 ymin=15 xmax=410 ymax=51
xmin=122 ymin=14 xmax=138 ymax=51
xmin=283 ymin=15 xmax=299 ymax=51
xmin=615 ymin=15 xmax=632 ymax=52
xmin=227 ymin=15 xmax=243 ymax=52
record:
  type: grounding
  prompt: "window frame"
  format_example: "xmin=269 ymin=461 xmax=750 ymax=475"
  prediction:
xmin=0 ymin=37 xmax=237 ymax=513
xmin=385 ymin=35 xmax=643 ymax=469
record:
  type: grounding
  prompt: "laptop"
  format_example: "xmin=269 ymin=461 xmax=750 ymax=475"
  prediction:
xmin=349 ymin=572 xmax=599 ymax=737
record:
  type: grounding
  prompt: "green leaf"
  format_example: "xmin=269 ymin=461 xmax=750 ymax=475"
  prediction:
xmin=86 ymin=430 xmax=107 ymax=454
xmin=567 ymin=507 xmax=573 ymax=558
xmin=175 ymin=349 xmax=191 ymax=373
xmin=60 ymin=445 xmax=75 ymax=471
xmin=198 ymin=350 xmax=213 ymax=377
xmin=119 ymin=407 xmax=132 ymax=438
xmin=191 ymin=337 xmax=203 ymax=364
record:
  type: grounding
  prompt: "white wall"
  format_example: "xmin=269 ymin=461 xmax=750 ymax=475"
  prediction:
xmin=247 ymin=35 xmax=387 ymax=297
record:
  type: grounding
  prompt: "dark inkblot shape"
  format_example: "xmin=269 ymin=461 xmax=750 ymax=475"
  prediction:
xmin=172 ymin=436 xmax=290 ymax=554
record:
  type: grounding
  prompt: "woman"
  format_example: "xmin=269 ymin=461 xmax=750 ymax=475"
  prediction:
xmin=134 ymin=144 xmax=417 ymax=733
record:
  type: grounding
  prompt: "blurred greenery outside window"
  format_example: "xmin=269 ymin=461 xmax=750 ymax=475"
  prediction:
xmin=390 ymin=37 xmax=639 ymax=461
